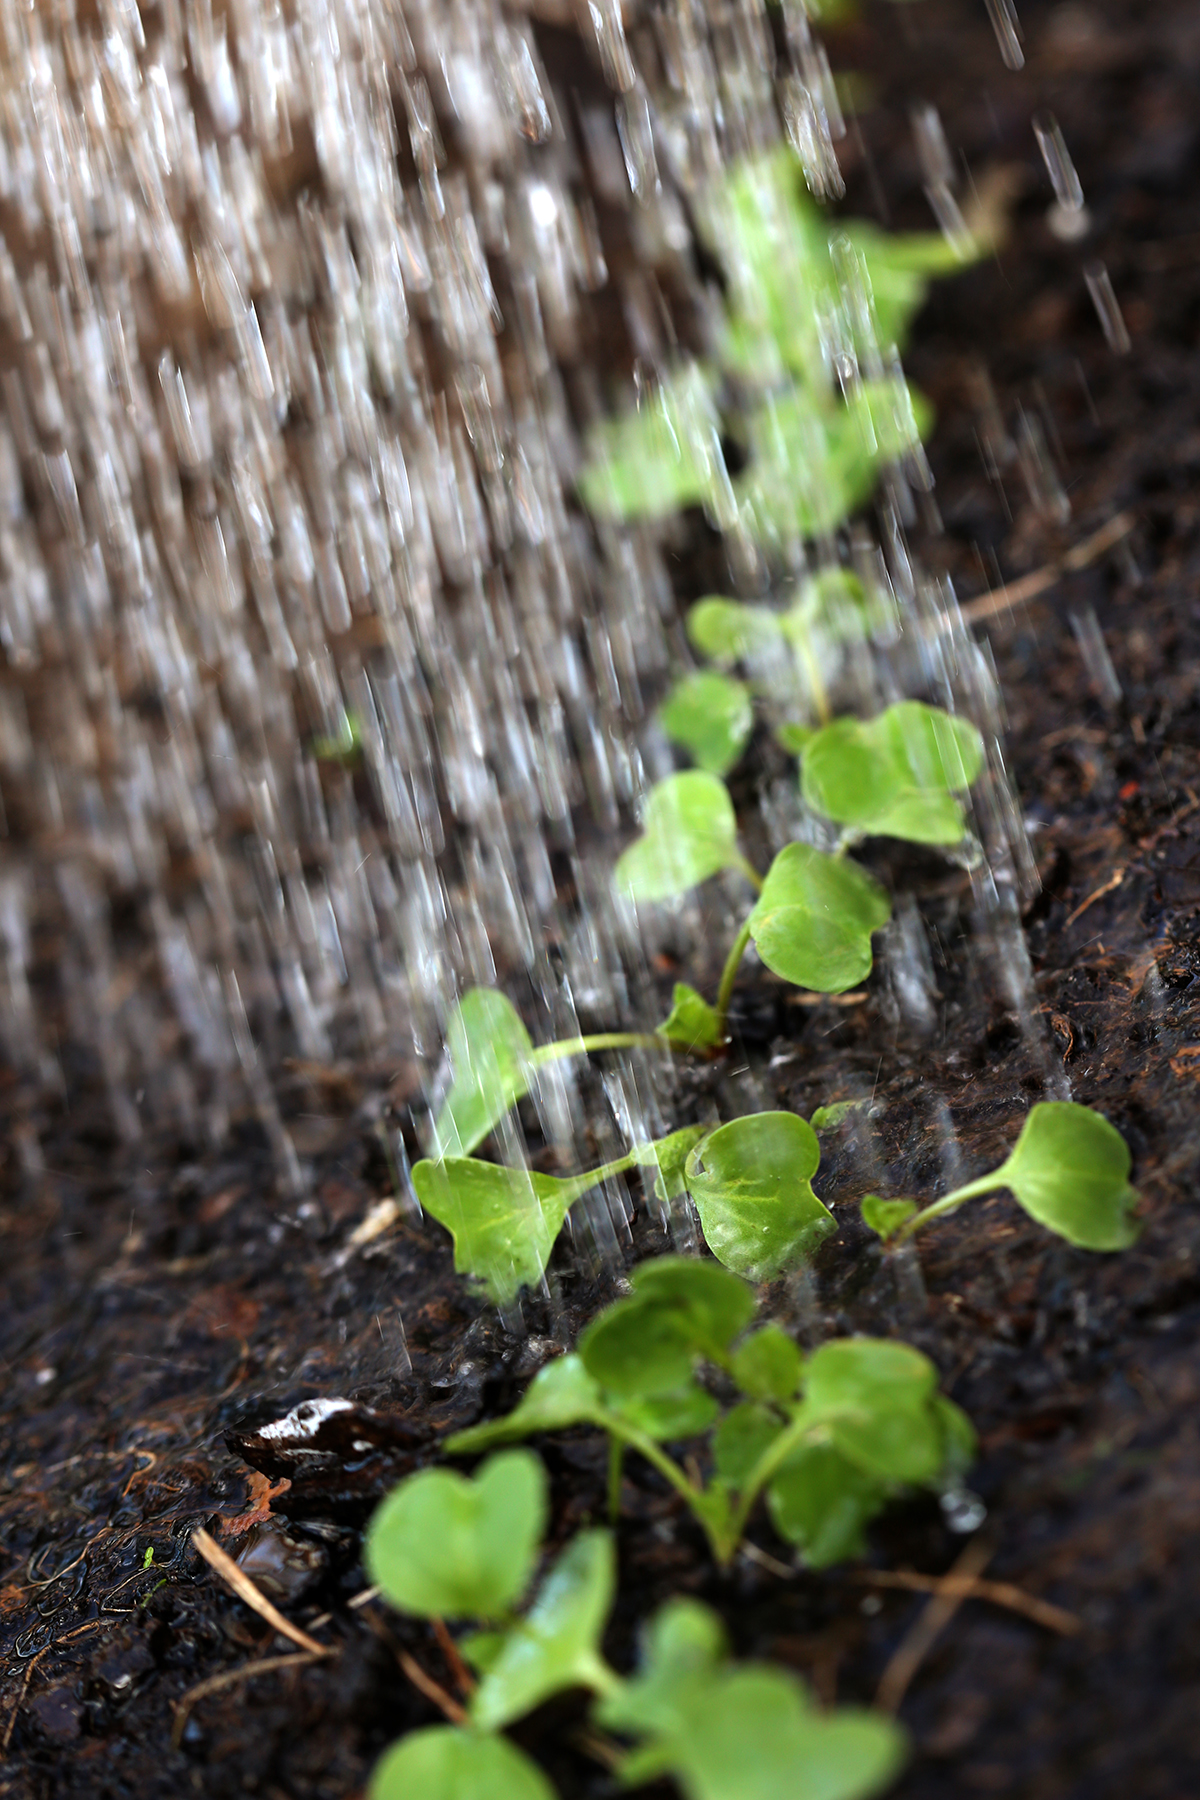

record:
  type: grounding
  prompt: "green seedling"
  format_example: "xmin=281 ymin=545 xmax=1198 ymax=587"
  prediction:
xmin=861 ymin=1101 xmax=1140 ymax=1252
xmin=308 ymin=710 xmax=363 ymax=766
xmin=366 ymin=1459 xmax=907 ymax=1800
xmin=413 ymin=1110 xmax=840 ymax=1299
xmin=448 ymin=1257 xmax=974 ymax=1569
xmin=579 ymin=146 xmax=978 ymax=555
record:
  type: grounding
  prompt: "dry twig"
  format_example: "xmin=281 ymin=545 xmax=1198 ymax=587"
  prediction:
xmin=851 ymin=1567 xmax=1081 ymax=1636
xmin=191 ymin=1526 xmax=331 ymax=1657
xmin=875 ymin=1536 xmax=994 ymax=1715
xmin=171 ymin=1652 xmax=325 ymax=1749
xmin=959 ymin=511 xmax=1135 ymax=627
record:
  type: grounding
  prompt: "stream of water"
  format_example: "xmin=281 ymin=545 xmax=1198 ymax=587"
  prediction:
xmin=0 ymin=0 xmax=1055 ymax=1232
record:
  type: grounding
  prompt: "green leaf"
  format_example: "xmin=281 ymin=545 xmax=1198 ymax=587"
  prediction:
xmin=748 ymin=845 xmax=890 ymax=993
xmin=767 ymin=1443 xmax=888 ymax=1568
xmin=713 ymin=1400 xmax=785 ymax=1487
xmin=365 ymin=1451 xmax=546 ymax=1621
xmin=428 ymin=989 xmax=533 ymax=1158
xmin=860 ymin=1195 xmax=918 ymax=1240
xmin=730 ymin=1324 xmax=804 ymax=1402
xmin=800 ymin=702 xmax=984 ymax=847
xmin=578 ymin=364 xmax=730 ymax=524
xmin=776 ymin=722 xmax=816 ymax=756
xmin=684 ymin=1112 xmax=836 ymax=1281
xmin=615 ymin=1383 xmax=722 ymax=1441
xmin=687 ymin=597 xmax=785 ymax=666
xmin=579 ymin=1256 xmax=755 ymax=1398
xmin=470 ymin=1531 xmax=617 ymax=1732
xmin=803 ymin=1339 xmax=943 ymax=1485
xmin=660 ymin=671 xmax=754 ymax=776
xmin=614 ymin=771 xmax=740 ymax=904
xmin=369 ymin=1727 xmax=554 ymax=1800
xmin=619 ymin=1663 xmax=906 ymax=1800
xmin=656 ymin=984 xmax=723 ymax=1053
xmin=992 ymin=1101 xmax=1140 ymax=1250
xmin=445 ymin=1355 xmax=603 ymax=1455
xmin=811 ymin=1099 xmax=866 ymax=1132
xmin=595 ymin=1597 xmax=727 ymax=1742
xmin=412 ymin=1158 xmax=579 ymax=1305
xmin=634 ymin=1124 xmax=712 ymax=1202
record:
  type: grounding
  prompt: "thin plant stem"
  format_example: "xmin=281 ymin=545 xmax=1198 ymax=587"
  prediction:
xmin=529 ymin=1032 xmax=659 ymax=1067
xmin=714 ymin=919 xmax=753 ymax=1042
xmin=606 ymin=1438 xmax=624 ymax=1526
xmin=594 ymin=1414 xmax=726 ymax=1558
xmin=727 ymin=1410 xmax=816 ymax=1553
xmin=892 ymin=1171 xmax=1006 ymax=1244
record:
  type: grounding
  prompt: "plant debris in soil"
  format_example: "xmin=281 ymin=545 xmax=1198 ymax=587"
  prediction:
xmin=6 ymin=0 xmax=1200 ymax=1795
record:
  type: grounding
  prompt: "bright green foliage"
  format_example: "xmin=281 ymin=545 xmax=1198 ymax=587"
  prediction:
xmin=365 ymin=1451 xmax=546 ymax=1620
xmin=801 ymin=702 xmax=985 ymax=846
xmin=874 ymin=1101 xmax=1140 ymax=1252
xmin=577 ymin=363 xmax=730 ymax=524
xmin=984 ymin=1101 xmax=1140 ymax=1249
xmin=660 ymin=671 xmax=755 ymax=775
xmin=635 ymin=1125 xmax=712 ymax=1202
xmin=860 ymin=1195 xmax=918 ymax=1238
xmin=684 ymin=1111 xmax=835 ymax=1281
xmin=310 ymin=711 xmax=364 ymax=766
xmin=600 ymin=1608 xmax=907 ymax=1800
xmin=412 ymin=1159 xmax=581 ymax=1306
xmin=657 ymin=982 xmax=723 ymax=1052
xmin=580 ymin=1256 xmax=756 ymax=1395
xmin=748 ymin=844 xmax=891 ymax=992
xmin=688 ymin=596 xmax=784 ymax=665
xmin=429 ymin=989 xmax=534 ymax=1158
xmin=449 ymin=1264 xmax=973 ymax=1571
xmin=614 ymin=770 xmax=740 ymax=903
xmin=812 ymin=1099 xmax=867 ymax=1132
xmin=730 ymin=1324 xmax=804 ymax=1402
xmin=369 ymin=1728 xmax=554 ymax=1800
xmin=470 ymin=1532 xmax=618 ymax=1731
xmin=767 ymin=1443 xmax=887 ymax=1567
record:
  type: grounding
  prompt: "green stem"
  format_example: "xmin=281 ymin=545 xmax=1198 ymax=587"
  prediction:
xmin=713 ymin=918 xmax=754 ymax=1043
xmin=606 ymin=1437 xmax=625 ymax=1526
xmin=595 ymin=1413 xmax=729 ymax=1561
xmin=529 ymin=1032 xmax=660 ymax=1066
xmin=728 ymin=1408 xmax=816 ymax=1550
xmin=892 ymin=1170 xmax=1006 ymax=1245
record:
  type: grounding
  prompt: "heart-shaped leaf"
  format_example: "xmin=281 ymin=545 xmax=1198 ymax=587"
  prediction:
xmin=684 ymin=1112 xmax=835 ymax=1281
xmin=470 ymin=1530 xmax=617 ymax=1731
xmin=446 ymin=1355 xmax=604 ymax=1456
xmin=578 ymin=363 xmax=729 ymax=524
xmin=657 ymin=984 xmax=723 ymax=1052
xmin=412 ymin=1158 xmax=578 ymax=1305
xmin=615 ymin=772 xmax=741 ymax=904
xmin=616 ymin=1384 xmax=721 ymax=1441
xmin=595 ymin=1598 xmax=727 ymax=1742
xmin=992 ymin=1101 xmax=1140 ymax=1250
xmin=579 ymin=1257 xmax=755 ymax=1399
xmin=369 ymin=1727 xmax=554 ymax=1800
xmin=616 ymin=1662 xmax=906 ymax=1800
xmin=860 ymin=1195 xmax=918 ymax=1240
xmin=803 ymin=1339 xmax=943 ymax=1486
xmin=366 ymin=1450 xmax=546 ymax=1621
xmin=801 ymin=702 xmax=984 ymax=847
xmin=687 ymin=597 xmax=785 ymax=666
xmin=748 ymin=845 xmax=890 ymax=992
xmin=660 ymin=671 xmax=754 ymax=776
xmin=767 ymin=1442 xmax=888 ymax=1569
xmin=428 ymin=989 xmax=533 ymax=1158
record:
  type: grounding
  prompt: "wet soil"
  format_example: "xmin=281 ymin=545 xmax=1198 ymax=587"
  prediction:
xmin=5 ymin=0 xmax=1200 ymax=1794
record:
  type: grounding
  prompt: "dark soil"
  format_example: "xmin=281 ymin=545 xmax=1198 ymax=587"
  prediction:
xmin=5 ymin=0 xmax=1200 ymax=1794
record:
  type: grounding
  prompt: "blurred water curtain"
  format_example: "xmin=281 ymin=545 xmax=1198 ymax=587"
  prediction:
xmin=0 ymin=0 xmax=1029 ymax=1178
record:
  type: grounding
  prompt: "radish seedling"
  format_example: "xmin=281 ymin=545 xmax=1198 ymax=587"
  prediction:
xmin=862 ymin=1100 xmax=1140 ymax=1251
xmin=366 ymin=1456 xmax=907 ymax=1800
xmin=447 ymin=1258 xmax=974 ymax=1569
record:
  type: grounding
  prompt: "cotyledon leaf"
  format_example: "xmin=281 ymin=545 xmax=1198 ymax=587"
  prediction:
xmin=615 ymin=771 xmax=742 ymax=904
xmin=748 ymin=844 xmax=891 ymax=993
xmin=684 ymin=1112 xmax=836 ymax=1281
xmin=428 ymin=989 xmax=533 ymax=1158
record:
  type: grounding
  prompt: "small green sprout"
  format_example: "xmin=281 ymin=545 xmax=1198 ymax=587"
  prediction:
xmin=801 ymin=701 xmax=985 ymax=847
xmin=365 ymin=1449 xmax=908 ymax=1799
xmin=862 ymin=1101 xmax=1140 ymax=1252
xmin=684 ymin=1112 xmax=835 ymax=1282
xmin=308 ymin=711 xmax=363 ymax=766
xmin=659 ymin=670 xmax=756 ymax=776
xmin=447 ymin=1258 xmax=974 ymax=1570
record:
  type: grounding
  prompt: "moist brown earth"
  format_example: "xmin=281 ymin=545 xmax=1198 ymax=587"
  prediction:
xmin=4 ymin=0 xmax=1200 ymax=1794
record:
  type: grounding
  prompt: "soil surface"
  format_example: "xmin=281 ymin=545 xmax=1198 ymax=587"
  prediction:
xmin=5 ymin=0 xmax=1200 ymax=1795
